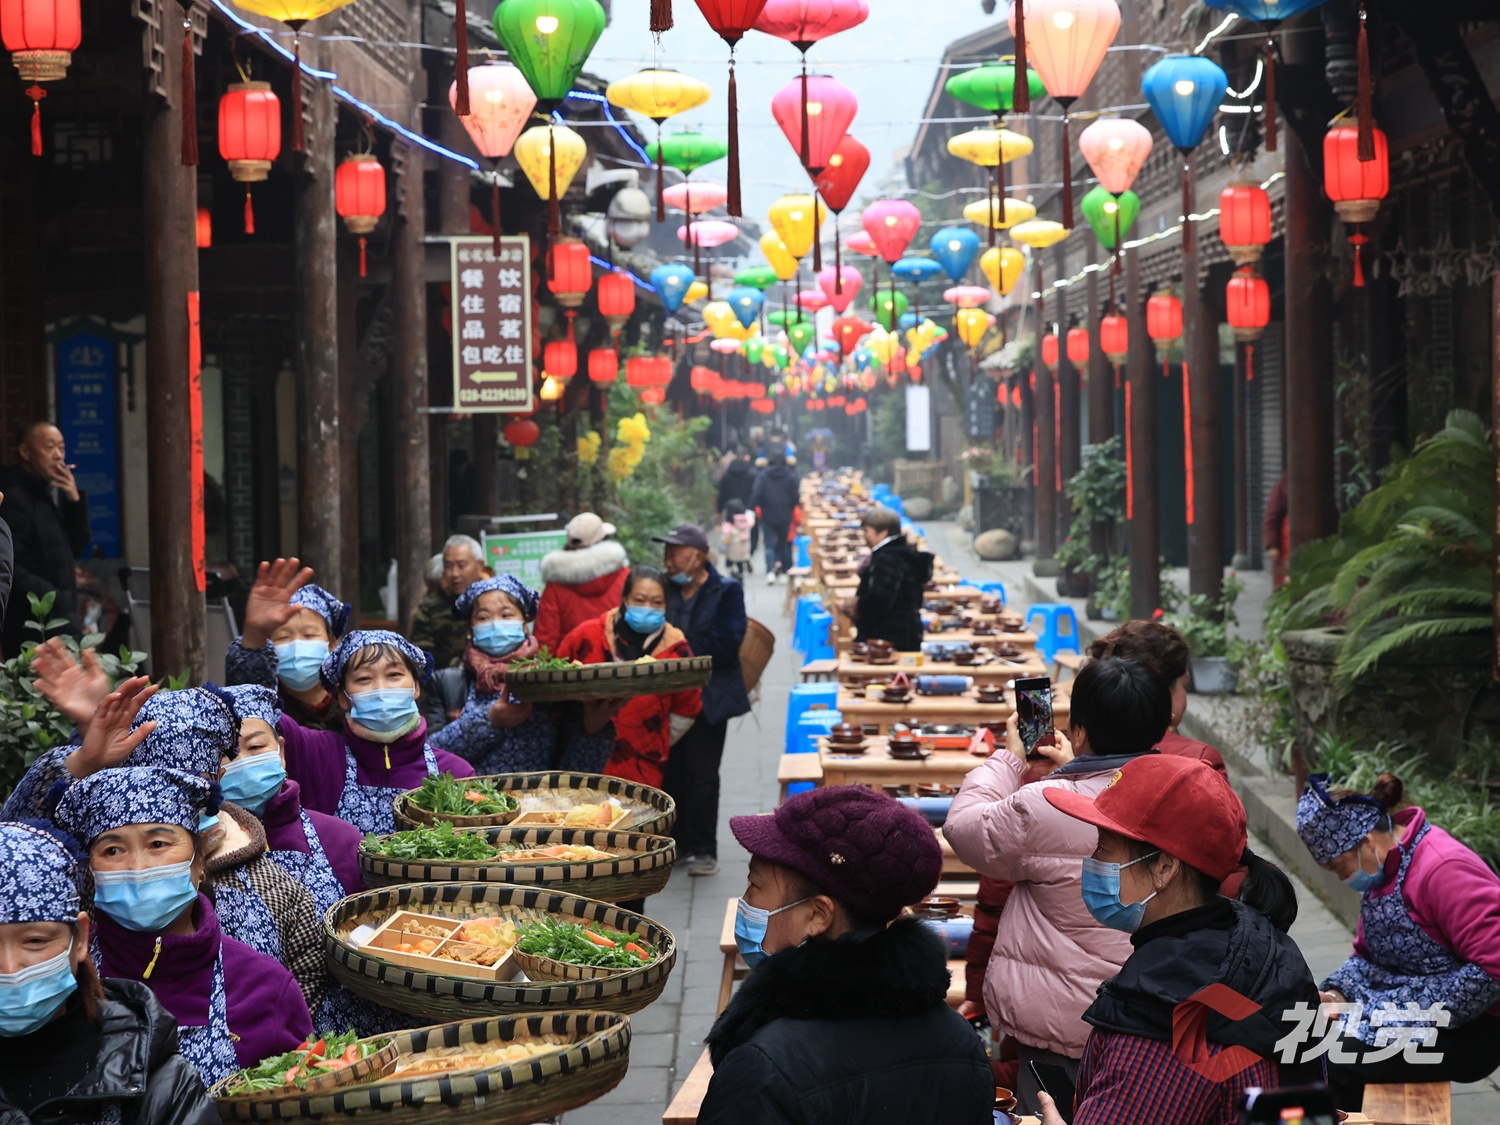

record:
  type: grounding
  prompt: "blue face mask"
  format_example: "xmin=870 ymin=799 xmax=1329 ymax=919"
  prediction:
xmin=1081 ymin=852 xmax=1161 ymax=933
xmin=197 ymin=812 xmax=220 ymax=835
xmin=347 ymin=688 xmax=419 ymax=733
xmin=219 ymin=752 xmax=287 ymax=816
xmin=473 ymin=620 xmax=527 ymax=657
xmin=669 ymin=571 xmax=693 ymax=586
xmin=623 ymin=606 xmax=666 ymax=634
xmin=92 ymin=860 xmax=198 ymax=933
xmin=0 ymin=950 xmax=79 ymax=1037
xmin=733 ymin=896 xmax=811 ymax=969
xmin=274 ymin=640 xmax=329 ymax=692
xmin=1342 ymin=843 xmax=1384 ymax=893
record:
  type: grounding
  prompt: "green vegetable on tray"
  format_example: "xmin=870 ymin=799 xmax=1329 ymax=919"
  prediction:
xmin=220 ymin=1030 xmax=386 ymax=1094
xmin=517 ymin=916 xmax=658 ymax=969
xmin=508 ymin=647 xmax=583 ymax=672
xmin=408 ymin=773 xmax=517 ymax=817
xmin=364 ymin=821 xmax=502 ymax=861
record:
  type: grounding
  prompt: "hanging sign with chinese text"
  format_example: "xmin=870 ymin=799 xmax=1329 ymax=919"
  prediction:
xmin=450 ymin=235 xmax=535 ymax=413
xmin=55 ymin=329 xmax=120 ymax=556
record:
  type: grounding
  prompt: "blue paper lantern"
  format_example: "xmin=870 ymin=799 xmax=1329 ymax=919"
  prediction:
xmin=650 ymin=264 xmax=696 ymax=313
xmin=853 ymin=348 xmax=870 ymax=370
xmin=727 ymin=285 xmax=765 ymax=329
xmin=1202 ymin=0 xmax=1326 ymax=20
xmin=802 ymin=345 xmax=819 ymax=364
xmin=897 ymin=312 xmax=917 ymax=331
xmin=1142 ymin=55 xmax=1229 ymax=154
xmin=891 ymin=256 xmax=945 ymax=285
xmin=929 ymin=227 xmax=980 ymax=281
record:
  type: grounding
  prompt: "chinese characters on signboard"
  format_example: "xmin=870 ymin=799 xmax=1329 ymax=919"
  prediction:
xmin=483 ymin=529 xmax=568 ymax=590
xmin=450 ymin=235 xmax=534 ymax=413
xmin=55 ymin=330 xmax=120 ymax=556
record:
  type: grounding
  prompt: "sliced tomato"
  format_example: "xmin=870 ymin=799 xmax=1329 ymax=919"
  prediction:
xmin=304 ymin=1038 xmax=327 ymax=1059
xmin=625 ymin=942 xmax=649 ymax=960
xmin=341 ymin=1044 xmax=360 ymax=1064
xmin=285 ymin=1066 xmax=303 ymax=1084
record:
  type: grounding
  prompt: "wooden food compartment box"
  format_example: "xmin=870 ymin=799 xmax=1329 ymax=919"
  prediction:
xmin=359 ymin=910 xmax=519 ymax=982
xmin=510 ymin=801 xmax=633 ymax=831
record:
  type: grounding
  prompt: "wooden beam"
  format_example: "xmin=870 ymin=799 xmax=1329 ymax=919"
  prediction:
xmin=393 ymin=137 xmax=431 ymax=631
xmin=1126 ymin=249 xmax=1160 ymax=619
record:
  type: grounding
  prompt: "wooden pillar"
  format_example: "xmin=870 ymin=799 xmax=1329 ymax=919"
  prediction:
xmin=142 ymin=14 xmax=204 ymax=681
xmin=1284 ymin=121 xmax=1338 ymax=549
xmin=294 ymin=48 xmax=342 ymax=581
xmin=1492 ymin=274 xmax=1500 ymax=681
xmin=1033 ymin=359 xmax=1058 ymax=567
xmin=1182 ymin=211 xmax=1224 ymax=602
xmin=393 ymin=141 xmax=430 ymax=630
xmin=1126 ymin=250 xmax=1160 ymax=618
xmin=336 ymin=231 xmax=361 ymax=620
xmin=1232 ymin=341 xmax=1251 ymax=569
xmin=1086 ymin=248 xmax=1112 ymax=446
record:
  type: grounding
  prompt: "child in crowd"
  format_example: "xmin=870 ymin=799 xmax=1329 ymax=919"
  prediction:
xmin=719 ymin=499 xmax=755 ymax=578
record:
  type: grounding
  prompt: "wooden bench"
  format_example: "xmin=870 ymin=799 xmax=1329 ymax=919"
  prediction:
xmin=1053 ymin=651 xmax=1086 ymax=682
xmin=1361 ymin=1083 xmax=1451 ymax=1125
xmin=662 ymin=1048 xmax=715 ymax=1125
xmin=718 ymin=897 xmax=750 ymax=1016
xmin=777 ymin=752 xmax=824 ymax=802
xmin=799 ymin=658 xmax=839 ymax=682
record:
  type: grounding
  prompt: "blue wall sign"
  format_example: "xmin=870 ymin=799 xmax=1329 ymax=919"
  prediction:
xmin=56 ymin=331 xmax=120 ymax=556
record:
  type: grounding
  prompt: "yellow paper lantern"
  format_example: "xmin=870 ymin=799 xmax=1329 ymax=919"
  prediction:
xmin=947 ymin=127 xmax=1034 ymax=168
xmin=980 ymin=246 xmax=1026 ymax=295
xmin=759 ymin=231 xmax=799 ymax=282
xmin=685 ymin=280 xmax=710 ymax=304
xmin=539 ymin=374 xmax=564 ymax=401
xmin=605 ymin=69 xmax=711 ymax=121
xmin=703 ymin=300 xmax=739 ymax=338
xmin=955 ymin=308 xmax=993 ymax=349
xmin=905 ymin=319 xmax=939 ymax=363
xmin=513 ymin=123 xmax=587 ymax=201
xmin=1011 ymin=218 xmax=1071 ymax=250
xmin=767 ymin=194 xmax=828 ymax=261
xmin=866 ymin=325 xmax=898 ymax=365
xmin=963 ymin=195 xmax=1037 ymax=230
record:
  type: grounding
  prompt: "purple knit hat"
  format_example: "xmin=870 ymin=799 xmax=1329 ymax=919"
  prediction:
xmin=730 ymin=786 xmax=942 ymax=924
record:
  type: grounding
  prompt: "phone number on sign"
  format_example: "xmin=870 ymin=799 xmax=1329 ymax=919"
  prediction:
xmin=459 ymin=386 xmax=529 ymax=404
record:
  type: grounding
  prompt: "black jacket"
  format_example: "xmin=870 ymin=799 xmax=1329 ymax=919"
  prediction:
xmin=750 ymin=463 xmax=800 ymax=528
xmin=854 ymin=535 xmax=934 ymax=653
xmin=716 ymin=459 xmax=756 ymax=514
xmin=0 ymin=979 xmax=218 ymax=1125
xmin=0 ymin=465 xmax=88 ymax=655
xmin=699 ymin=919 xmax=993 ymax=1125
xmin=666 ymin=563 xmax=749 ymax=725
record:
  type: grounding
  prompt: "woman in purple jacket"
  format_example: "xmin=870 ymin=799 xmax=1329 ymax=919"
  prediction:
xmin=53 ymin=766 xmax=312 ymax=1088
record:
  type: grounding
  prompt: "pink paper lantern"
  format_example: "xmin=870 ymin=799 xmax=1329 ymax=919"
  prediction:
xmin=753 ymin=0 xmax=869 ymax=46
xmin=449 ymin=63 xmax=537 ymax=160
xmin=1077 ymin=117 xmax=1153 ymax=195
xmin=845 ymin=229 xmax=878 ymax=256
xmin=860 ymin=199 xmax=921 ymax=264
xmin=943 ymin=285 xmax=993 ymax=309
xmin=677 ymin=219 xmax=741 ymax=248
xmin=795 ymin=289 xmax=830 ymax=311
xmin=663 ymin=180 xmax=730 ymax=213
xmin=817 ymin=265 xmax=863 ymax=312
xmin=1008 ymin=0 xmax=1121 ymax=109
xmin=710 ymin=337 xmax=743 ymax=354
xmin=770 ymin=73 xmax=858 ymax=175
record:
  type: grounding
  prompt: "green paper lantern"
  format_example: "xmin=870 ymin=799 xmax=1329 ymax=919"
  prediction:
xmin=492 ymin=0 xmax=607 ymax=111
xmin=767 ymin=309 xmax=807 ymax=327
xmin=735 ymin=266 xmax=779 ymax=291
xmin=646 ymin=132 xmax=729 ymax=174
xmin=745 ymin=336 xmax=766 ymax=365
xmin=1080 ymin=187 xmax=1141 ymax=251
xmin=770 ymin=344 xmax=791 ymax=370
xmin=946 ymin=60 xmax=1046 ymax=116
xmin=787 ymin=321 xmax=815 ymax=352
xmin=872 ymin=290 xmax=909 ymax=331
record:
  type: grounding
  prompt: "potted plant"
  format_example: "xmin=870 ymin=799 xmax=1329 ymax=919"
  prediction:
xmin=965 ymin=447 xmax=1034 ymax=544
xmin=1164 ymin=574 xmax=1245 ymax=694
xmin=1058 ymin=437 xmax=1127 ymax=612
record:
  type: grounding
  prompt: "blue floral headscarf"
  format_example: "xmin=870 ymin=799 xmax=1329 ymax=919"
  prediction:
xmin=289 ymin=584 xmax=351 ymax=637
xmin=1296 ymin=773 xmax=1386 ymax=864
xmin=220 ymin=684 xmax=281 ymax=731
xmin=127 ymin=685 xmax=241 ymax=775
xmin=319 ymin=629 xmax=434 ymax=695
xmin=0 ymin=822 xmax=84 ymax=923
xmin=53 ymin=767 xmax=218 ymax=847
xmin=453 ymin=575 xmax=539 ymax=622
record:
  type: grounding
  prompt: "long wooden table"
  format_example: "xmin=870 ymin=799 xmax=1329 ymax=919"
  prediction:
xmin=818 ymin=736 xmax=988 ymax=790
xmin=834 ymin=687 xmax=1072 ymax=734
xmin=837 ymin=656 xmax=1049 ymax=683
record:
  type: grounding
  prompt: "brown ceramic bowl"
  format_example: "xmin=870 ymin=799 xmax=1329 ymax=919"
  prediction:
xmin=915 ymin=896 xmax=961 ymax=918
xmin=951 ymin=649 xmax=979 ymax=666
xmin=974 ymin=688 xmax=1007 ymax=704
xmin=866 ymin=639 xmax=895 ymax=659
xmin=916 ymin=783 xmax=956 ymax=799
xmin=979 ymin=597 xmax=1004 ymax=615
xmin=971 ymin=621 xmax=995 ymax=636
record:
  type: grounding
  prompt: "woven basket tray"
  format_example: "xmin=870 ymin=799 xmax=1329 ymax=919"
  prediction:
xmin=211 ymin=1040 xmax=399 ymax=1108
xmin=398 ymin=799 xmax=520 ymax=831
xmin=358 ymin=827 xmax=677 ymax=902
xmin=512 ymin=949 xmax=633 ymax=983
xmin=211 ymin=1012 xmax=629 ymax=1123
xmin=325 ymin=883 xmax=677 ymax=1023
xmin=393 ymin=772 xmax=676 ymax=838
xmin=504 ymin=655 xmax=712 ymax=702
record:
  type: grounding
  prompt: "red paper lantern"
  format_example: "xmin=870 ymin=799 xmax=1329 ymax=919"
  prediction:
xmin=588 ymin=347 xmax=619 ymax=385
xmin=196 ymin=207 xmax=212 ymax=249
xmin=335 ymin=154 xmax=387 ymax=277
xmin=1039 ymin=332 xmax=1059 ymax=371
xmin=1100 ymin=314 xmax=1128 ymax=365
xmin=826 ymin=393 xmax=846 ymax=408
xmin=1225 ymin=267 xmax=1270 ymax=343
xmin=690 ymin=365 xmax=717 ymax=393
xmin=1065 ymin=326 xmax=1089 ymax=367
xmin=544 ymin=338 xmax=578 ymax=380
xmin=218 ymin=81 xmax=281 ymax=234
xmin=1323 ymin=118 xmax=1389 ymax=288
xmin=1146 ymin=292 xmax=1182 ymax=361
xmin=547 ymin=238 xmax=594 ymax=308
xmin=813 ymin=134 xmax=870 ymax=214
xmin=750 ymin=397 xmax=775 ymax=414
xmin=641 ymin=385 xmax=667 ymax=405
xmin=3 ymin=0 xmax=81 ymax=155
xmin=597 ymin=270 xmax=636 ymax=334
xmin=625 ymin=355 xmax=653 ymax=387
xmin=831 ymin=315 xmax=870 ymax=356
xmin=503 ymin=418 xmax=540 ymax=447
xmin=650 ymin=355 xmax=674 ymax=386
xmin=1218 ymin=182 xmax=1271 ymax=267
xmin=848 ymin=395 xmax=867 ymax=414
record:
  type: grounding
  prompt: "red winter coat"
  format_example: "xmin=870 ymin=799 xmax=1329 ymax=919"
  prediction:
xmin=534 ymin=540 xmax=630 ymax=652
xmin=557 ymin=609 xmax=703 ymax=789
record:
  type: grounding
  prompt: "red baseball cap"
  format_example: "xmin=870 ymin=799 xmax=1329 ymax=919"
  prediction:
xmin=1043 ymin=755 xmax=1248 ymax=882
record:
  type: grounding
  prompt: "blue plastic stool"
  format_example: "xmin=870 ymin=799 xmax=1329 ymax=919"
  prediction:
xmin=969 ymin=580 xmax=1007 ymax=604
xmin=786 ymin=683 xmax=840 ymax=749
xmin=793 ymin=709 xmax=842 ymax=755
xmin=803 ymin=611 xmax=835 ymax=664
xmin=792 ymin=595 xmax=822 ymax=653
xmin=1025 ymin=603 xmax=1080 ymax=662
xmin=794 ymin=535 xmax=812 ymax=568
xmin=885 ymin=496 xmax=905 ymax=517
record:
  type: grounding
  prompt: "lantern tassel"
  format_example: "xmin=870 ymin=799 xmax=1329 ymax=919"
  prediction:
xmin=726 ymin=54 xmax=742 ymax=217
xmin=650 ymin=0 xmax=672 ymax=35
xmin=1182 ymin=361 xmax=1195 ymax=525
xmin=1246 ymin=343 xmax=1255 ymax=382
xmin=1264 ymin=36 xmax=1277 ymax=153
xmin=1357 ymin=3 xmax=1374 ymax=161
xmin=291 ymin=32 xmax=304 ymax=154
xmin=26 ymin=86 xmax=43 ymax=157
xmin=799 ymin=61 xmax=810 ymax=171
xmin=453 ymin=0 xmax=470 ymax=115
xmin=987 ymin=178 xmax=997 ymax=250
xmin=655 ymin=124 xmax=665 ymax=222
xmin=358 ymin=236 xmax=368 ymax=278
xmin=1060 ymin=118 xmax=1073 ymax=229
xmin=1012 ymin=0 xmax=1030 ymax=114
xmin=835 ymin=235 xmax=843 ymax=295
xmin=180 ymin=6 xmax=198 ymax=166
xmin=812 ymin=218 xmax=822 ymax=273
xmin=1113 ymin=205 xmax=1122 ymax=274
xmin=491 ymin=173 xmax=502 ymax=255
xmin=244 ymin=187 xmax=255 ymax=234
xmin=547 ymin=124 xmax=560 ymax=237
xmin=1350 ymin=230 xmax=1367 ymax=288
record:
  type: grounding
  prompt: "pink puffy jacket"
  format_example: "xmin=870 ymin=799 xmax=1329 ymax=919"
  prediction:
xmin=944 ymin=752 xmax=1133 ymax=1058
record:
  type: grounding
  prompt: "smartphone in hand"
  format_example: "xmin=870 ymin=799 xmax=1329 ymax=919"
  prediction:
xmin=1013 ymin=677 xmax=1054 ymax=761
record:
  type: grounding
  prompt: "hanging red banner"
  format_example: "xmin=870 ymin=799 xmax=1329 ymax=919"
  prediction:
xmin=187 ymin=290 xmax=205 ymax=592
